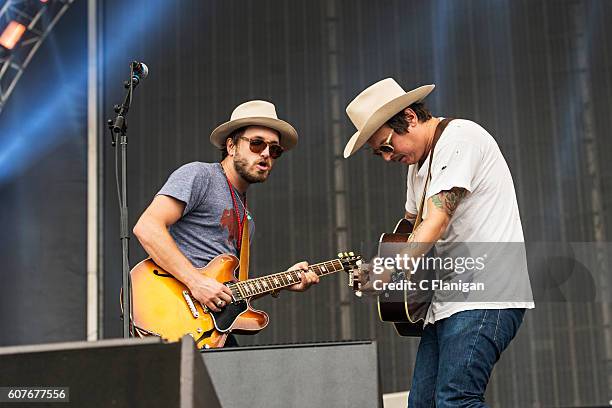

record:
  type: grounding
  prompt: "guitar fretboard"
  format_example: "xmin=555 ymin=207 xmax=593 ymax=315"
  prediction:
xmin=229 ymin=259 xmax=345 ymax=300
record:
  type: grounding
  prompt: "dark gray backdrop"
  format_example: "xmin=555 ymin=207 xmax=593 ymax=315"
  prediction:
xmin=101 ymin=1 xmax=612 ymax=404
xmin=1 ymin=0 xmax=609 ymax=407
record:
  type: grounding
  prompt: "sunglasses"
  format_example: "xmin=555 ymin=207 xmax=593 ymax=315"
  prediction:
xmin=238 ymin=136 xmax=284 ymax=159
xmin=373 ymin=130 xmax=394 ymax=156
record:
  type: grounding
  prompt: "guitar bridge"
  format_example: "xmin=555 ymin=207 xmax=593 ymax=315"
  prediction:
xmin=182 ymin=290 xmax=200 ymax=318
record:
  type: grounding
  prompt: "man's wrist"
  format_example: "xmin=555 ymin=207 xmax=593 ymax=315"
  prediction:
xmin=183 ymin=266 xmax=203 ymax=288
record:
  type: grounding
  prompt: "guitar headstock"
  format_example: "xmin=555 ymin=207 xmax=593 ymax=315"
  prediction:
xmin=338 ymin=252 xmax=363 ymax=295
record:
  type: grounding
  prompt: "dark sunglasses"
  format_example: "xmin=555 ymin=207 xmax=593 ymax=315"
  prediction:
xmin=373 ymin=130 xmax=394 ymax=156
xmin=238 ymin=136 xmax=284 ymax=159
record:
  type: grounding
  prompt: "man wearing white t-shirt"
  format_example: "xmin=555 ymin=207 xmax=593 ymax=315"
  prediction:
xmin=343 ymin=78 xmax=534 ymax=408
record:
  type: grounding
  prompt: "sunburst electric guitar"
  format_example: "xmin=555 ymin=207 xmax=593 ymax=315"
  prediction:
xmin=129 ymin=252 xmax=361 ymax=349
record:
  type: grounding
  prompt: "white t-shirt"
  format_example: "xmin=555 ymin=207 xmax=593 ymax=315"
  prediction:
xmin=405 ymin=119 xmax=535 ymax=325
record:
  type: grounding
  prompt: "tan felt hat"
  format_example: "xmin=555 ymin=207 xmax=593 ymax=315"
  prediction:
xmin=210 ymin=100 xmax=298 ymax=150
xmin=344 ymin=78 xmax=435 ymax=158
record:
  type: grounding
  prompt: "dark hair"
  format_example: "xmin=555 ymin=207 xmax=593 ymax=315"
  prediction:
xmin=386 ymin=102 xmax=433 ymax=134
xmin=220 ymin=127 xmax=247 ymax=160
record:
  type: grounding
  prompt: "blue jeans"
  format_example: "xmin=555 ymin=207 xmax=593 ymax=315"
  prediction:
xmin=408 ymin=308 xmax=525 ymax=408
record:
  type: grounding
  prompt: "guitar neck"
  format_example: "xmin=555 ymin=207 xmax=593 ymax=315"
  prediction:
xmin=232 ymin=259 xmax=345 ymax=299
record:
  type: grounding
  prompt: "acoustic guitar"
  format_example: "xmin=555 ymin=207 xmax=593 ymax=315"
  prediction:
xmin=349 ymin=120 xmax=454 ymax=336
xmin=350 ymin=219 xmax=434 ymax=337
xmin=129 ymin=252 xmax=361 ymax=349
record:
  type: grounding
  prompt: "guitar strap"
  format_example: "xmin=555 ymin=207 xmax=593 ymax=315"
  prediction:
xmin=413 ymin=118 xmax=454 ymax=229
xmin=239 ymin=219 xmax=250 ymax=281
xmin=222 ymin=167 xmax=250 ymax=281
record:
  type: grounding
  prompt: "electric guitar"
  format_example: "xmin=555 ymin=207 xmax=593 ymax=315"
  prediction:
xmin=349 ymin=219 xmax=434 ymax=337
xmin=129 ymin=252 xmax=361 ymax=349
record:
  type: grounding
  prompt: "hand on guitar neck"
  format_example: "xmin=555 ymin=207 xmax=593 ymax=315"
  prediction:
xmin=350 ymin=216 xmax=439 ymax=297
xmin=245 ymin=261 xmax=319 ymax=300
xmin=353 ymin=240 xmax=436 ymax=296
xmin=351 ymin=262 xmax=384 ymax=296
xmin=285 ymin=261 xmax=320 ymax=292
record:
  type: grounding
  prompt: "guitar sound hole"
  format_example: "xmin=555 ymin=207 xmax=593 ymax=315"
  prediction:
xmin=153 ymin=269 xmax=173 ymax=278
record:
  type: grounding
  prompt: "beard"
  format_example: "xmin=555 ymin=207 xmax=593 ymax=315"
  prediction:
xmin=233 ymin=152 xmax=271 ymax=184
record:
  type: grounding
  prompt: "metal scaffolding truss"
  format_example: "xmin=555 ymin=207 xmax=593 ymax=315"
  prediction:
xmin=0 ymin=0 xmax=74 ymax=115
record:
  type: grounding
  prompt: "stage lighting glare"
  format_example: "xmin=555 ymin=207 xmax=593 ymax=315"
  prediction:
xmin=0 ymin=21 xmax=26 ymax=50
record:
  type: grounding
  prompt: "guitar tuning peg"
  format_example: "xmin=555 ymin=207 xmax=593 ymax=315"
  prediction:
xmin=349 ymin=251 xmax=354 ymax=256
xmin=338 ymin=252 xmax=343 ymax=258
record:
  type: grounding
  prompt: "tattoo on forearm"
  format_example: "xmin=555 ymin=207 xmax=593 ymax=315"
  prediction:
xmin=432 ymin=187 xmax=467 ymax=216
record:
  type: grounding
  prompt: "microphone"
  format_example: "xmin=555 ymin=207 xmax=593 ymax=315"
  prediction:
xmin=131 ymin=61 xmax=149 ymax=85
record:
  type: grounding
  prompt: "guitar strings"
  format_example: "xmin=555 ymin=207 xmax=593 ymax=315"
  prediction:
xmin=225 ymin=259 xmax=347 ymax=300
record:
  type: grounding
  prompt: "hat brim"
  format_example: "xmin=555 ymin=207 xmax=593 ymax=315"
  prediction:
xmin=343 ymin=85 xmax=435 ymax=158
xmin=210 ymin=117 xmax=298 ymax=150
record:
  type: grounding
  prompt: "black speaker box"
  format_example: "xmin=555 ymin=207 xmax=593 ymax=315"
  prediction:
xmin=0 ymin=337 xmax=220 ymax=408
xmin=0 ymin=338 xmax=380 ymax=407
xmin=202 ymin=340 xmax=381 ymax=408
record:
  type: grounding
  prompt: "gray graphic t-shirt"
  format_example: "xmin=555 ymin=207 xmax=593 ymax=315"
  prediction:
xmin=157 ymin=162 xmax=254 ymax=268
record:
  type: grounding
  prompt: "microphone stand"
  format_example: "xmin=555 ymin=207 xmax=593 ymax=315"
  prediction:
xmin=107 ymin=63 xmax=143 ymax=338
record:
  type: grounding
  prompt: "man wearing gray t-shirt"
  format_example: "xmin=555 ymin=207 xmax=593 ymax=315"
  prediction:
xmin=343 ymin=79 xmax=534 ymax=407
xmin=133 ymin=101 xmax=319 ymax=343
